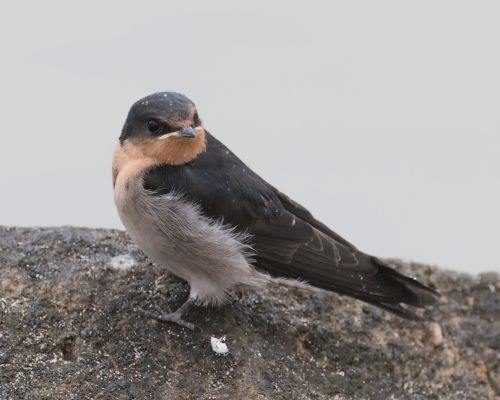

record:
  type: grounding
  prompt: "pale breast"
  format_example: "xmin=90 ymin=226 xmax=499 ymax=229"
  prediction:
xmin=112 ymin=142 xmax=266 ymax=305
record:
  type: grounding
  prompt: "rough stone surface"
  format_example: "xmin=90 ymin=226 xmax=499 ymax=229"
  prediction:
xmin=0 ymin=226 xmax=498 ymax=400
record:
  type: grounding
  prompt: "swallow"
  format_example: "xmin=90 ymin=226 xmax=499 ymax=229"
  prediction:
xmin=112 ymin=91 xmax=439 ymax=330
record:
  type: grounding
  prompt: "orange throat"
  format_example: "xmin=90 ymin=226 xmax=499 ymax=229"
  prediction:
xmin=112 ymin=128 xmax=207 ymax=187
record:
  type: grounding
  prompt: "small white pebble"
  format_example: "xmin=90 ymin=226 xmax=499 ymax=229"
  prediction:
xmin=109 ymin=254 xmax=136 ymax=271
xmin=210 ymin=336 xmax=229 ymax=355
xmin=426 ymin=322 xmax=443 ymax=347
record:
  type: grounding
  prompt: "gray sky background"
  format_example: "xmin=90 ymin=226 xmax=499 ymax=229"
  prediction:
xmin=0 ymin=1 xmax=498 ymax=273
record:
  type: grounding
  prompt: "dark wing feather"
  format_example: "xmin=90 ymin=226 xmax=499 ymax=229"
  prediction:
xmin=143 ymin=132 xmax=439 ymax=319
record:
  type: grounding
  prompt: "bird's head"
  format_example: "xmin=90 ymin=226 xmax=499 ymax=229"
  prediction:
xmin=118 ymin=92 xmax=206 ymax=165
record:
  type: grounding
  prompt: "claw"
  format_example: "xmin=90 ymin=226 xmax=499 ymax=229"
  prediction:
xmin=141 ymin=298 xmax=196 ymax=330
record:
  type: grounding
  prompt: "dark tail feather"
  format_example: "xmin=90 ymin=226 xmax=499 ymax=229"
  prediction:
xmin=357 ymin=257 xmax=440 ymax=320
xmin=258 ymin=255 xmax=440 ymax=321
xmin=361 ymin=299 xmax=425 ymax=321
xmin=310 ymin=257 xmax=440 ymax=320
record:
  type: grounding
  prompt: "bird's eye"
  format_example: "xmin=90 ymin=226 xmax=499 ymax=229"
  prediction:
xmin=147 ymin=119 xmax=160 ymax=133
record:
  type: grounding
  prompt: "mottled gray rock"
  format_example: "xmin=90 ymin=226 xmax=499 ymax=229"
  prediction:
xmin=0 ymin=226 xmax=498 ymax=400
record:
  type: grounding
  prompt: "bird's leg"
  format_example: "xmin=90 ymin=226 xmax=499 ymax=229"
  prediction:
xmin=143 ymin=297 xmax=196 ymax=330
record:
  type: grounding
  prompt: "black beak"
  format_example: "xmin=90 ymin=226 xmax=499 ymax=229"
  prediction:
xmin=179 ymin=126 xmax=197 ymax=138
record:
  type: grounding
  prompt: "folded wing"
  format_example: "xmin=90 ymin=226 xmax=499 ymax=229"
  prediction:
xmin=143 ymin=132 xmax=439 ymax=319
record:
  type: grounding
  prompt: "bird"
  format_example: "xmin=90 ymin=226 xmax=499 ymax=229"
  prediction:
xmin=112 ymin=91 xmax=439 ymax=330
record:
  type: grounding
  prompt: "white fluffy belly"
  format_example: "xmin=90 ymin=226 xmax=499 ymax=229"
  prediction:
xmin=114 ymin=179 xmax=266 ymax=305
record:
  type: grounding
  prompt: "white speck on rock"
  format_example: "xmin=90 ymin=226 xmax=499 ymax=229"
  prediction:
xmin=109 ymin=255 xmax=137 ymax=271
xmin=425 ymin=322 xmax=443 ymax=347
xmin=210 ymin=336 xmax=229 ymax=355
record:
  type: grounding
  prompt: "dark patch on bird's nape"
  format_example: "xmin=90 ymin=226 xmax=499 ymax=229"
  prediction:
xmin=119 ymin=92 xmax=197 ymax=143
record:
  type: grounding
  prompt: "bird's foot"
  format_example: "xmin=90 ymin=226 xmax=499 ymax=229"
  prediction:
xmin=142 ymin=300 xmax=195 ymax=330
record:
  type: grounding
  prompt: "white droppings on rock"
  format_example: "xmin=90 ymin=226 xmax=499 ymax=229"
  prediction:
xmin=425 ymin=322 xmax=443 ymax=347
xmin=210 ymin=336 xmax=229 ymax=355
xmin=109 ymin=254 xmax=137 ymax=271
